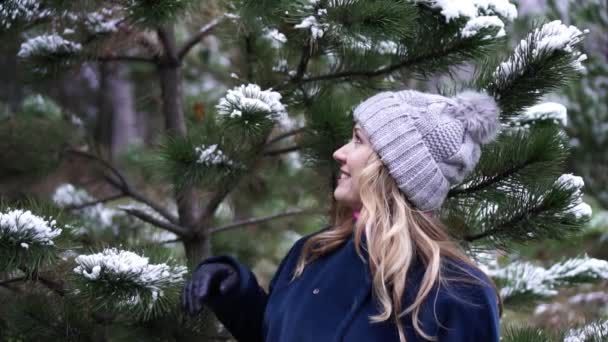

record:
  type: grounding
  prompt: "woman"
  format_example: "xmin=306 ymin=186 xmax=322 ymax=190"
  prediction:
xmin=182 ymin=89 xmax=502 ymax=341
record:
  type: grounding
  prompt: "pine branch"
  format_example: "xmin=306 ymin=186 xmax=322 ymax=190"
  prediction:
xmin=263 ymin=145 xmax=301 ymax=156
xmin=276 ymin=40 xmax=476 ymax=90
xmin=19 ymin=267 xmax=65 ymax=297
xmin=178 ymin=16 xmax=224 ymax=60
xmin=208 ymin=208 xmax=323 ymax=234
xmin=119 ymin=206 xmax=187 ymax=236
xmin=448 ymin=162 xmax=529 ymax=197
xmin=0 ymin=276 xmax=27 ymax=287
xmin=294 ymin=40 xmax=312 ymax=81
xmin=65 ymin=149 xmax=180 ymax=226
xmin=63 ymin=193 xmax=125 ymax=210
xmin=266 ymin=128 xmax=306 ymax=146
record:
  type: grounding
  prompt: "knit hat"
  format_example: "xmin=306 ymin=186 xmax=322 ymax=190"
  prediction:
xmin=353 ymin=89 xmax=500 ymax=211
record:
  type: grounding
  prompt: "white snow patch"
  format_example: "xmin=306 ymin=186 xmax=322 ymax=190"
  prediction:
xmin=263 ymin=28 xmax=287 ymax=48
xmin=73 ymin=248 xmax=187 ymax=290
xmin=461 ymin=15 xmax=506 ymax=38
xmin=413 ymin=0 xmax=517 ymax=22
xmin=85 ymin=8 xmax=120 ymax=33
xmin=563 ymin=320 xmax=608 ymax=342
xmin=216 ymin=84 xmax=287 ymax=120
xmin=194 ymin=144 xmax=235 ymax=167
xmin=487 ymin=255 xmax=608 ymax=301
xmin=494 ymin=20 xmax=588 ymax=78
xmin=521 ymin=102 xmax=568 ymax=126
xmin=18 ymin=34 xmax=82 ymax=58
xmin=0 ymin=209 xmax=62 ymax=246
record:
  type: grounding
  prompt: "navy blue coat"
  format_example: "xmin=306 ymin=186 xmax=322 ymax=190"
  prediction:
xmin=203 ymin=230 xmax=500 ymax=341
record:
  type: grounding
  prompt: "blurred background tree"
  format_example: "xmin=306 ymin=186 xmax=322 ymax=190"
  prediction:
xmin=0 ymin=0 xmax=606 ymax=341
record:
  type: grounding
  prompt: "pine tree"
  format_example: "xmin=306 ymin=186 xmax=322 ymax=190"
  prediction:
xmin=1 ymin=0 xmax=606 ymax=340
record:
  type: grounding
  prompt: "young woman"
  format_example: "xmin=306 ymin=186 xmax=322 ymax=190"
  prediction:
xmin=182 ymin=89 xmax=502 ymax=341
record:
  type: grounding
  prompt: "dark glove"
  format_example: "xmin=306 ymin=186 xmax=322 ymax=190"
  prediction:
xmin=182 ymin=261 xmax=240 ymax=316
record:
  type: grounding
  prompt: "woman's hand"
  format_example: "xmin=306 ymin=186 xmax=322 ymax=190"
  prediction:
xmin=182 ymin=261 xmax=240 ymax=316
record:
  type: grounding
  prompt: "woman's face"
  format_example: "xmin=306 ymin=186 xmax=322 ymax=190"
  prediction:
xmin=332 ymin=123 xmax=375 ymax=209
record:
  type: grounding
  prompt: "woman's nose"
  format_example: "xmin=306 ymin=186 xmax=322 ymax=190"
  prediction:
xmin=333 ymin=144 xmax=346 ymax=163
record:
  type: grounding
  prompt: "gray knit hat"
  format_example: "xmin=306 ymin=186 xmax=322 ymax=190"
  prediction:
xmin=353 ymin=89 xmax=501 ymax=211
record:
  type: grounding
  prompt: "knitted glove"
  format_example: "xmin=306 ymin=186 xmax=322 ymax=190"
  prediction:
xmin=182 ymin=261 xmax=240 ymax=316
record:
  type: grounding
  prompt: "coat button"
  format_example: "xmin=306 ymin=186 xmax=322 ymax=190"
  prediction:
xmin=312 ymin=288 xmax=320 ymax=294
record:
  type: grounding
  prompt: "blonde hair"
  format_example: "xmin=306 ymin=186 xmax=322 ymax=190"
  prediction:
xmin=294 ymin=152 xmax=500 ymax=341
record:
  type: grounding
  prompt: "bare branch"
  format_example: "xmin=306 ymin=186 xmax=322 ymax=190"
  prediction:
xmin=19 ymin=267 xmax=65 ymax=297
xmin=64 ymin=193 xmax=125 ymax=210
xmin=201 ymin=187 xmax=233 ymax=224
xmin=209 ymin=208 xmax=323 ymax=235
xmin=275 ymin=43 xmax=468 ymax=91
xmin=0 ymin=276 xmax=27 ymax=287
xmin=95 ymin=55 xmax=157 ymax=64
xmin=65 ymin=149 xmax=180 ymax=225
xmin=264 ymin=145 xmax=301 ymax=157
xmin=294 ymin=40 xmax=312 ymax=81
xmin=266 ymin=128 xmax=306 ymax=146
xmin=178 ymin=16 xmax=224 ymax=60
xmin=159 ymin=237 xmax=182 ymax=245
xmin=119 ymin=207 xmax=187 ymax=236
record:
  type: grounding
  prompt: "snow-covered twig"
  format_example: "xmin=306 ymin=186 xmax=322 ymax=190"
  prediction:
xmin=216 ymin=84 xmax=287 ymax=122
xmin=483 ymin=255 xmax=608 ymax=301
xmin=0 ymin=209 xmax=62 ymax=247
xmin=74 ymin=248 xmax=187 ymax=305
xmin=18 ymin=34 xmax=82 ymax=58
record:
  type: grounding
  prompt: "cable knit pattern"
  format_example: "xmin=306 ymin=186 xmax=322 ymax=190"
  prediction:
xmin=353 ymin=89 xmax=500 ymax=211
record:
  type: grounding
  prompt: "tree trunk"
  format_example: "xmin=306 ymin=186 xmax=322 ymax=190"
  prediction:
xmin=157 ymin=26 xmax=209 ymax=267
xmin=97 ymin=62 xmax=140 ymax=159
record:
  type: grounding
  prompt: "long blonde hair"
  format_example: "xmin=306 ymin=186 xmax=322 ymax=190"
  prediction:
xmin=294 ymin=152 xmax=499 ymax=341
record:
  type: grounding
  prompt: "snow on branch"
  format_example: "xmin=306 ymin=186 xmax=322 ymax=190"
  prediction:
xmin=263 ymin=27 xmax=287 ymax=48
xmin=516 ymin=102 xmax=568 ymax=126
xmin=84 ymin=8 xmax=121 ymax=34
xmin=216 ymin=84 xmax=287 ymax=122
xmin=0 ymin=0 xmax=52 ymax=30
xmin=494 ymin=20 xmax=588 ymax=79
xmin=194 ymin=144 xmax=235 ymax=167
xmin=413 ymin=0 xmax=517 ymax=39
xmin=482 ymin=255 xmax=608 ymax=302
xmin=563 ymin=320 xmax=608 ymax=342
xmin=293 ymin=1 xmax=329 ymax=41
xmin=556 ymin=174 xmax=593 ymax=219
xmin=17 ymin=33 xmax=82 ymax=58
xmin=53 ymin=183 xmax=123 ymax=232
xmin=0 ymin=208 xmax=62 ymax=248
xmin=73 ymin=248 xmax=187 ymax=303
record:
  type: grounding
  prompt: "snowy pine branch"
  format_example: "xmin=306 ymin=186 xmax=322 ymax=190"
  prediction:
xmin=0 ymin=208 xmax=63 ymax=273
xmin=216 ymin=84 xmax=287 ymax=121
xmin=564 ymin=320 xmax=608 ymax=342
xmin=0 ymin=0 xmax=52 ymax=31
xmin=0 ymin=209 xmax=62 ymax=248
xmin=73 ymin=248 xmax=187 ymax=320
xmin=515 ymin=102 xmax=568 ymax=127
xmin=53 ymin=184 xmax=124 ymax=232
xmin=484 ymin=20 xmax=589 ymax=117
xmin=18 ymin=34 xmax=82 ymax=59
xmin=413 ymin=0 xmax=517 ymax=39
xmin=481 ymin=255 xmax=608 ymax=305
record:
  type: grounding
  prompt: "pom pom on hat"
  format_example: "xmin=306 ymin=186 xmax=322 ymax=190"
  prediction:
xmin=447 ymin=90 xmax=500 ymax=144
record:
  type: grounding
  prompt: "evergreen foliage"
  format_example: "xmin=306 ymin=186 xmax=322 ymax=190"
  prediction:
xmin=0 ymin=0 xmax=604 ymax=340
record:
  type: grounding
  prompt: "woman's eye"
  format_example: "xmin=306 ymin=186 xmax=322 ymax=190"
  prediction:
xmin=353 ymin=136 xmax=361 ymax=145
